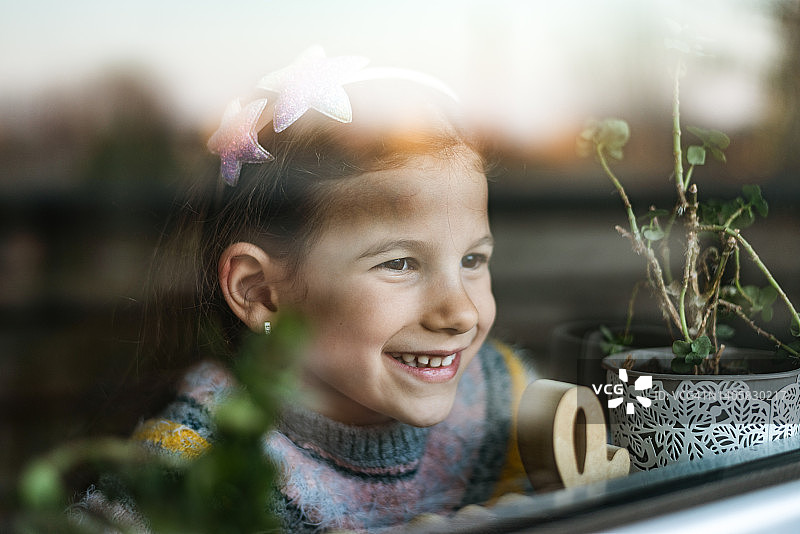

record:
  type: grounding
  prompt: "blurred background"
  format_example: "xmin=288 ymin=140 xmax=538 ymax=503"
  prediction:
xmin=2 ymin=0 xmax=800 ymax=519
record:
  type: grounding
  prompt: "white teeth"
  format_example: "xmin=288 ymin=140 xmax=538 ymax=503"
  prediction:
xmin=391 ymin=353 xmax=457 ymax=369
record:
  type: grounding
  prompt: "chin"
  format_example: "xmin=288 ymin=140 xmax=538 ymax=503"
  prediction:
xmin=397 ymin=400 xmax=455 ymax=428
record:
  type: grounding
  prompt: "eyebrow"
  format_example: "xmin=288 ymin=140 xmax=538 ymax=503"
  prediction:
xmin=357 ymin=239 xmax=427 ymax=260
xmin=357 ymin=234 xmax=494 ymax=260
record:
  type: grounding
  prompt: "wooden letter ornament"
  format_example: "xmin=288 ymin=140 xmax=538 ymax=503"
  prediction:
xmin=517 ymin=379 xmax=630 ymax=491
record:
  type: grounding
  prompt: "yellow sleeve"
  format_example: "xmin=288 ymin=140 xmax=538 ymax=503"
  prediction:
xmin=132 ymin=419 xmax=211 ymax=460
xmin=489 ymin=340 xmax=536 ymax=500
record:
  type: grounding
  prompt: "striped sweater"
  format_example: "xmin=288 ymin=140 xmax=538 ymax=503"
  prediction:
xmin=119 ymin=340 xmax=535 ymax=532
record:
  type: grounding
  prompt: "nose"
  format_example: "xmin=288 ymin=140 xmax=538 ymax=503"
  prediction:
xmin=422 ymin=277 xmax=479 ymax=334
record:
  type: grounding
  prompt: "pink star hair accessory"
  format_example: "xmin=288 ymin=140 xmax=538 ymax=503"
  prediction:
xmin=208 ymin=46 xmax=459 ymax=186
xmin=207 ymin=98 xmax=274 ymax=186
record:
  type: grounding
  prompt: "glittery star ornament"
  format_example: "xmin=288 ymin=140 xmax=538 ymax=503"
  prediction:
xmin=257 ymin=46 xmax=370 ymax=133
xmin=207 ymin=98 xmax=274 ymax=186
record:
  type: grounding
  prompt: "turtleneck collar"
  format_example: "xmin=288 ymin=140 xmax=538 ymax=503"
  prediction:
xmin=276 ymin=403 xmax=430 ymax=469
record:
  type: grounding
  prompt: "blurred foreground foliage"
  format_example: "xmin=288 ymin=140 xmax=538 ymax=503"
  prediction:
xmin=15 ymin=316 xmax=306 ymax=533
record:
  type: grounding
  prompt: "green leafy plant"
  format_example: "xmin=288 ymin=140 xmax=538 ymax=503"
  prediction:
xmin=15 ymin=316 xmax=305 ymax=533
xmin=577 ymin=32 xmax=800 ymax=374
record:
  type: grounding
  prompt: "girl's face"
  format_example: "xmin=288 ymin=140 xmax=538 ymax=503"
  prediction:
xmin=285 ymin=151 xmax=496 ymax=427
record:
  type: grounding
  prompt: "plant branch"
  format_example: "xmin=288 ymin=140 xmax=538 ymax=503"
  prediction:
xmin=700 ymin=225 xmax=800 ymax=335
xmin=624 ymin=281 xmax=646 ymax=340
xmin=678 ymin=185 xmax=700 ymax=340
xmin=616 ymin=225 xmax=682 ymax=330
xmin=597 ymin=145 xmax=640 ymax=239
xmin=698 ymin=236 xmax=736 ymax=348
xmin=684 ymin=164 xmax=695 ymax=191
xmin=722 ymin=205 xmax=748 ymax=229
xmin=719 ymin=301 xmax=800 ymax=357
xmin=672 ymin=59 xmax=688 ymax=206
xmin=731 ymin=244 xmax=755 ymax=307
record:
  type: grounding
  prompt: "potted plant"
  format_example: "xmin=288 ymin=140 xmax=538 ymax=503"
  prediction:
xmin=576 ymin=26 xmax=800 ymax=470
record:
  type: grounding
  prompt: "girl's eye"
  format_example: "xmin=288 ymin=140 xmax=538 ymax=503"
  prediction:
xmin=462 ymin=253 xmax=488 ymax=269
xmin=380 ymin=258 xmax=413 ymax=271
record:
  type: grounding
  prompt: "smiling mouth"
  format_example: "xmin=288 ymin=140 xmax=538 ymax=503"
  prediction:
xmin=388 ymin=352 xmax=457 ymax=369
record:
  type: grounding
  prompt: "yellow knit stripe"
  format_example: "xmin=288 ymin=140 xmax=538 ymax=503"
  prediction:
xmin=490 ymin=341 xmax=531 ymax=500
xmin=132 ymin=419 xmax=210 ymax=459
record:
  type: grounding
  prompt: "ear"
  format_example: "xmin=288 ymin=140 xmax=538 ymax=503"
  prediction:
xmin=218 ymin=242 xmax=286 ymax=333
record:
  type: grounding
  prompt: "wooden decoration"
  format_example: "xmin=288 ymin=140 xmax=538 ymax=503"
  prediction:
xmin=517 ymin=379 xmax=630 ymax=491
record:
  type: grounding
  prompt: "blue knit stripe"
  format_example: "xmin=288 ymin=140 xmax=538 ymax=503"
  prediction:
xmin=161 ymin=395 xmax=216 ymax=441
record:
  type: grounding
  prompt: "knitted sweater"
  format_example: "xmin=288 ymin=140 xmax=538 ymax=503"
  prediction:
xmin=105 ymin=340 xmax=535 ymax=532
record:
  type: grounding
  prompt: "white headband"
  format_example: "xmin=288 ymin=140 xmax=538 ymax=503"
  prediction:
xmin=207 ymin=46 xmax=459 ymax=186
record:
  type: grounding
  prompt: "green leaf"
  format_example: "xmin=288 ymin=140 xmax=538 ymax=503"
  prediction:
xmin=758 ymin=286 xmax=778 ymax=322
xmin=687 ymin=145 xmax=706 ymax=165
xmin=606 ymin=146 xmax=625 ymax=161
xmin=671 ymin=358 xmax=695 ymax=373
xmin=742 ymin=285 xmax=760 ymax=303
xmin=709 ymin=146 xmax=727 ymax=163
xmin=700 ymin=201 xmax=722 ymax=225
xmin=691 ymin=335 xmax=713 ymax=357
xmin=577 ymin=119 xmax=630 ymax=160
xmin=685 ymin=352 xmax=706 ymax=365
xmin=673 ymin=336 xmax=712 ymax=367
xmin=215 ymin=393 xmax=268 ymax=436
xmin=688 ymin=126 xmax=730 ymax=149
xmin=580 ymin=118 xmax=630 ymax=161
xmin=742 ymin=184 xmax=761 ymax=203
xmin=642 ymin=227 xmax=665 ymax=241
xmin=710 ymin=196 xmax=756 ymax=229
xmin=742 ymin=184 xmax=768 ymax=217
xmin=576 ymin=125 xmax=595 ymax=158
xmin=758 ymin=286 xmax=778 ymax=305
xmin=599 ymin=324 xmax=614 ymax=340
xmin=687 ymin=126 xmax=730 ymax=162
xmin=733 ymin=207 xmax=755 ymax=229
xmin=599 ymin=119 xmax=631 ymax=148
xmin=19 ymin=460 xmax=64 ymax=509
xmin=686 ymin=126 xmax=709 ymax=141
xmin=708 ymin=130 xmax=731 ymax=149
xmin=731 ymin=285 xmax=778 ymax=321
xmin=673 ymin=340 xmax=692 ymax=356
xmin=599 ymin=325 xmax=633 ymax=355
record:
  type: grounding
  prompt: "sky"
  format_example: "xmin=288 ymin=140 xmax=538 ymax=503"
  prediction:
xmin=0 ymin=0 xmax=785 ymax=142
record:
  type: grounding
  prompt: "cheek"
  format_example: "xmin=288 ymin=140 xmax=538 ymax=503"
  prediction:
xmin=297 ymin=277 xmax=405 ymax=344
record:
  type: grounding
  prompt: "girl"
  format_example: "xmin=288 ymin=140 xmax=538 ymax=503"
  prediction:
xmin=84 ymin=47 xmax=536 ymax=532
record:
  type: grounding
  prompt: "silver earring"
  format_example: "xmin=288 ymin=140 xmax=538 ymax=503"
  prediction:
xmin=264 ymin=321 xmax=272 ymax=335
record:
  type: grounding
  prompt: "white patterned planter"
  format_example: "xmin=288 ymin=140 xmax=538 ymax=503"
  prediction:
xmin=602 ymin=348 xmax=800 ymax=471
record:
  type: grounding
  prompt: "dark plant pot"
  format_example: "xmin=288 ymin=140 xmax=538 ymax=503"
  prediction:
xmin=602 ymin=347 xmax=800 ymax=470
